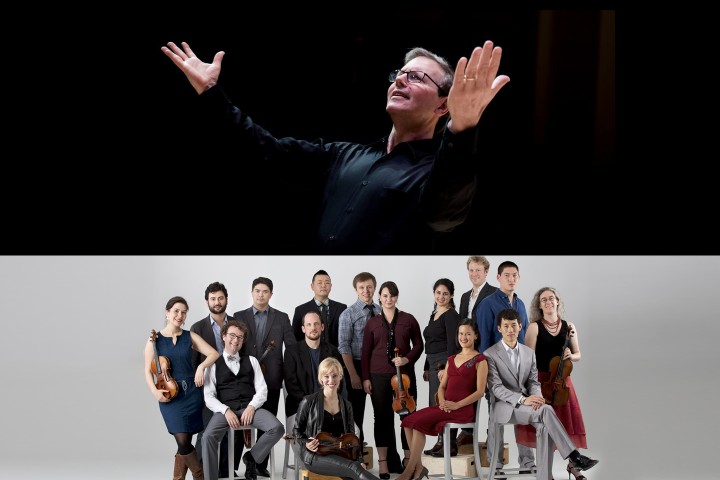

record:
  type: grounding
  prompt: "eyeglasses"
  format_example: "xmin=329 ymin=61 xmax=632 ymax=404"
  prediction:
xmin=389 ymin=69 xmax=447 ymax=96
xmin=227 ymin=333 xmax=244 ymax=341
xmin=540 ymin=296 xmax=557 ymax=304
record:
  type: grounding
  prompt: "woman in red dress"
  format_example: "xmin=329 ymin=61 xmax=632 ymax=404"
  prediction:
xmin=396 ymin=318 xmax=487 ymax=480
xmin=516 ymin=287 xmax=589 ymax=480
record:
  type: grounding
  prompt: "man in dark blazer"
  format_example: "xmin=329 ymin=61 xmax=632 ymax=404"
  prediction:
xmin=291 ymin=269 xmax=347 ymax=348
xmin=458 ymin=256 xmax=497 ymax=321
xmin=484 ymin=309 xmax=598 ymax=480
xmin=284 ymin=310 xmax=344 ymax=419
xmin=233 ymin=276 xmax=296 ymax=477
xmin=189 ymin=281 xmax=239 ymax=477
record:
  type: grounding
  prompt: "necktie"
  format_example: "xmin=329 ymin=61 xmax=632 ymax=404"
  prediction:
xmin=365 ymin=304 xmax=375 ymax=318
xmin=319 ymin=303 xmax=328 ymax=323
xmin=509 ymin=348 xmax=518 ymax=373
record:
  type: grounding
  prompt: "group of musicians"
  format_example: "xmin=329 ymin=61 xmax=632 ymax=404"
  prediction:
xmin=146 ymin=260 xmax=598 ymax=480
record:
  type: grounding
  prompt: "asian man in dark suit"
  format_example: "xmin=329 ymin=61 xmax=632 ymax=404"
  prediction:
xmin=484 ymin=309 xmax=598 ymax=480
xmin=291 ymin=269 xmax=347 ymax=348
xmin=233 ymin=276 xmax=297 ymax=477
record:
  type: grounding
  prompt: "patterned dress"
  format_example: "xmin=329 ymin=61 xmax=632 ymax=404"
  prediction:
xmin=400 ymin=353 xmax=485 ymax=435
xmin=515 ymin=320 xmax=587 ymax=448
xmin=155 ymin=330 xmax=204 ymax=434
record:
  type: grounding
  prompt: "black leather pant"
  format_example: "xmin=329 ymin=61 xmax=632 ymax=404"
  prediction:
xmin=308 ymin=453 xmax=380 ymax=480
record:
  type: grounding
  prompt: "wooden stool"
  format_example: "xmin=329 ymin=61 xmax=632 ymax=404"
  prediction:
xmin=458 ymin=441 xmax=509 ymax=467
xmin=300 ymin=469 xmax=342 ymax=480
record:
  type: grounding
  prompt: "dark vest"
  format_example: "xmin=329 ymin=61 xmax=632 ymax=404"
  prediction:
xmin=216 ymin=354 xmax=256 ymax=410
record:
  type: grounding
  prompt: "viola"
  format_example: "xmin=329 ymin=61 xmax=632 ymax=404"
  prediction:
xmin=150 ymin=329 xmax=179 ymax=400
xmin=541 ymin=326 xmax=574 ymax=406
xmin=391 ymin=347 xmax=416 ymax=415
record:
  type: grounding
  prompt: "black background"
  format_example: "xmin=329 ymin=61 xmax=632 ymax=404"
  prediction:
xmin=9 ymin=8 xmax=618 ymax=254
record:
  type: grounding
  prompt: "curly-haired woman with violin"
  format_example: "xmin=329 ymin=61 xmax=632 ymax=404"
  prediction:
xmin=516 ymin=287 xmax=589 ymax=480
xmin=292 ymin=357 xmax=380 ymax=480
xmin=144 ymin=296 xmax=219 ymax=479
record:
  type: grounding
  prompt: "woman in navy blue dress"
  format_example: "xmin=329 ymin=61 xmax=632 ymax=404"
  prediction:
xmin=144 ymin=296 xmax=219 ymax=479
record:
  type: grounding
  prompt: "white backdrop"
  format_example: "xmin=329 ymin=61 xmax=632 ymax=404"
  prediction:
xmin=1 ymin=256 xmax=717 ymax=479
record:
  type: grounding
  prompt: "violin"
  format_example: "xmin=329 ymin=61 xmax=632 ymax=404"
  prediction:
xmin=391 ymin=347 xmax=416 ymax=415
xmin=541 ymin=326 xmax=574 ymax=406
xmin=257 ymin=339 xmax=276 ymax=374
xmin=312 ymin=432 xmax=361 ymax=461
xmin=150 ymin=329 xmax=178 ymax=400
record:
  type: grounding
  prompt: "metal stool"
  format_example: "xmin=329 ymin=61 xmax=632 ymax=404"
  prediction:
xmin=428 ymin=398 xmax=485 ymax=480
xmin=221 ymin=424 xmax=275 ymax=480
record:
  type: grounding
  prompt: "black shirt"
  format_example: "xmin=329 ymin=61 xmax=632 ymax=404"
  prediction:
xmin=201 ymin=87 xmax=479 ymax=254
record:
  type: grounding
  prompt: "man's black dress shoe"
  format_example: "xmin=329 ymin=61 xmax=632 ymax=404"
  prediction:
xmin=456 ymin=431 xmax=474 ymax=447
xmin=430 ymin=441 xmax=457 ymax=457
xmin=571 ymin=454 xmax=599 ymax=471
xmin=424 ymin=436 xmax=443 ymax=455
xmin=256 ymin=466 xmax=271 ymax=477
xmin=242 ymin=451 xmax=258 ymax=480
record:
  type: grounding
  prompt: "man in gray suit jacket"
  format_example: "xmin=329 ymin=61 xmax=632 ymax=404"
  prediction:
xmin=484 ymin=309 xmax=598 ymax=480
xmin=234 ymin=276 xmax=297 ymax=477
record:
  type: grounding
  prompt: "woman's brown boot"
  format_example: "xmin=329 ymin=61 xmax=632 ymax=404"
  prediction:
xmin=180 ymin=447 xmax=204 ymax=480
xmin=173 ymin=453 xmax=188 ymax=480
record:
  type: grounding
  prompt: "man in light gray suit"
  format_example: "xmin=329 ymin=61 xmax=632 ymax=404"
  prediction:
xmin=484 ymin=309 xmax=598 ymax=480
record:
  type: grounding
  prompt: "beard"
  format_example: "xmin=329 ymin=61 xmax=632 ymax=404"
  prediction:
xmin=210 ymin=304 xmax=227 ymax=314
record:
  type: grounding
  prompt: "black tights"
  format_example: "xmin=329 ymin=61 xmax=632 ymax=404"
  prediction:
xmin=173 ymin=432 xmax=195 ymax=455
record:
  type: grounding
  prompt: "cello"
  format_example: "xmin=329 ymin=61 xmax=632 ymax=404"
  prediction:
xmin=391 ymin=347 xmax=416 ymax=415
xmin=150 ymin=329 xmax=179 ymax=400
xmin=541 ymin=326 xmax=575 ymax=406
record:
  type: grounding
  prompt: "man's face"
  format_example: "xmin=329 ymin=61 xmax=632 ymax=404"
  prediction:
xmin=311 ymin=274 xmax=332 ymax=300
xmin=386 ymin=57 xmax=447 ymax=121
xmin=498 ymin=318 xmax=521 ymax=345
xmin=223 ymin=326 xmax=245 ymax=354
xmin=497 ymin=267 xmax=520 ymax=293
xmin=355 ymin=279 xmax=376 ymax=304
xmin=467 ymin=261 xmax=489 ymax=288
xmin=302 ymin=313 xmax=324 ymax=341
xmin=252 ymin=283 xmax=272 ymax=310
xmin=206 ymin=290 xmax=227 ymax=315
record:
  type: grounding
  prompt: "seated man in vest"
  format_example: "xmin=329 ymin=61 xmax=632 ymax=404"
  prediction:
xmin=202 ymin=320 xmax=284 ymax=480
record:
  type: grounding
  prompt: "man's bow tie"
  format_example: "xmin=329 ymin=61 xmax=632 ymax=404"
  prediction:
xmin=227 ymin=355 xmax=239 ymax=362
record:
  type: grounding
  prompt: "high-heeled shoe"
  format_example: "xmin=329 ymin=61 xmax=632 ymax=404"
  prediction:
xmin=378 ymin=459 xmax=390 ymax=480
xmin=567 ymin=462 xmax=587 ymax=480
xmin=413 ymin=466 xmax=429 ymax=480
